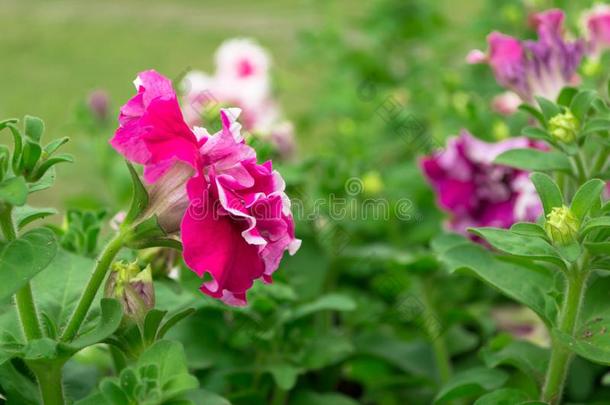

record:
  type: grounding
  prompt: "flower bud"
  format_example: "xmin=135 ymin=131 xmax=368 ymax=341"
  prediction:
xmin=143 ymin=162 xmax=194 ymax=234
xmin=544 ymin=205 xmax=580 ymax=245
xmin=548 ymin=110 xmax=578 ymax=144
xmin=87 ymin=89 xmax=110 ymax=122
xmin=105 ymin=261 xmax=155 ymax=323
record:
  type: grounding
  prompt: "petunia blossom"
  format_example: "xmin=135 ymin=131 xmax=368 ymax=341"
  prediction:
xmin=468 ymin=9 xmax=585 ymax=105
xmin=181 ymin=158 xmax=300 ymax=306
xmin=420 ymin=131 xmax=542 ymax=235
xmin=111 ymin=70 xmax=201 ymax=183
xmin=110 ymin=70 xmax=300 ymax=305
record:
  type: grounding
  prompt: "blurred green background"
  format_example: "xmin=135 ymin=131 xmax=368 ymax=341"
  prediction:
xmin=0 ymin=0 xmax=359 ymax=209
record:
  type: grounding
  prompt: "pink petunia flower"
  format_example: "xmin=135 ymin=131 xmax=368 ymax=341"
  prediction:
xmin=468 ymin=9 xmax=585 ymax=105
xmin=110 ymin=70 xmax=300 ymax=305
xmin=420 ymin=131 xmax=542 ymax=235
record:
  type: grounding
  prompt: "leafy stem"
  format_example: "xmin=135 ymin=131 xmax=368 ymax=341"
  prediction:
xmin=541 ymin=255 xmax=590 ymax=404
xmin=0 ymin=204 xmax=43 ymax=340
xmin=60 ymin=231 xmax=127 ymax=342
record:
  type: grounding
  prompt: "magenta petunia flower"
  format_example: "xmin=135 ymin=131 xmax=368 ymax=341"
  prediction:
xmin=420 ymin=131 xmax=542 ymax=235
xmin=468 ymin=9 xmax=585 ymax=104
xmin=111 ymin=70 xmax=202 ymax=183
xmin=110 ymin=70 xmax=300 ymax=305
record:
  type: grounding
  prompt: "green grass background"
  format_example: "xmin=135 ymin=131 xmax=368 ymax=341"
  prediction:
xmin=0 ymin=0 xmax=352 ymax=208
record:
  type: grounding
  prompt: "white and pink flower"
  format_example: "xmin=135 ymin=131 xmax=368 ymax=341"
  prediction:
xmin=181 ymin=38 xmax=295 ymax=159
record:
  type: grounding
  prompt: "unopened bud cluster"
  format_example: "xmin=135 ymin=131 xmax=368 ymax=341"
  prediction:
xmin=544 ymin=205 xmax=580 ymax=245
xmin=548 ymin=110 xmax=578 ymax=144
xmin=105 ymin=261 xmax=155 ymax=323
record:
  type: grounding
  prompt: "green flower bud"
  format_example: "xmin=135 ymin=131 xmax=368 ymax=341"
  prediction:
xmin=544 ymin=205 xmax=580 ymax=245
xmin=105 ymin=261 xmax=155 ymax=323
xmin=548 ymin=110 xmax=578 ymax=144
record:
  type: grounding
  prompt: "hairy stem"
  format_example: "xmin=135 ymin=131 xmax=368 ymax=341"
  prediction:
xmin=32 ymin=363 xmax=65 ymax=405
xmin=541 ymin=262 xmax=589 ymax=404
xmin=61 ymin=232 xmax=125 ymax=342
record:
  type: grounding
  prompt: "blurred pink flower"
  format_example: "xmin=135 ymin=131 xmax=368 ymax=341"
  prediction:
xmin=420 ymin=131 xmax=542 ymax=235
xmin=181 ymin=38 xmax=295 ymax=157
xmin=469 ymin=9 xmax=585 ymax=104
xmin=111 ymin=70 xmax=300 ymax=305
xmin=491 ymin=91 xmax=522 ymax=116
xmin=582 ymin=4 xmax=610 ymax=57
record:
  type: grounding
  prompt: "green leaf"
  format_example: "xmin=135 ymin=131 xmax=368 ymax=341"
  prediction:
xmin=43 ymin=137 xmax=69 ymax=156
xmin=440 ymin=243 xmax=557 ymax=325
xmin=434 ymin=367 xmax=508 ymax=404
xmin=481 ymin=337 xmax=549 ymax=384
xmin=21 ymin=139 xmax=42 ymax=173
xmin=571 ymin=179 xmax=605 ymax=222
xmin=581 ymin=216 xmax=610 ymax=237
xmin=27 ymin=167 xmax=56 ymax=193
xmin=289 ymin=294 xmax=356 ymax=321
xmin=68 ymin=299 xmax=123 ymax=351
xmin=557 ymin=87 xmax=578 ymax=107
xmin=0 ymin=177 xmax=28 ymax=206
xmin=29 ymin=249 xmax=96 ymax=332
xmin=0 ymin=228 xmax=57 ymax=301
xmin=581 ymin=118 xmax=610 ymax=135
xmin=518 ymin=104 xmax=545 ymax=125
xmin=536 ymin=96 xmax=561 ymax=121
xmin=4 ymin=123 xmax=23 ymax=171
xmin=510 ymin=223 xmax=548 ymax=239
xmin=354 ymin=331 xmax=436 ymax=378
xmin=570 ymin=90 xmax=596 ymax=122
xmin=13 ymin=206 xmax=57 ymax=230
xmin=24 ymin=116 xmax=44 ymax=143
xmin=0 ymin=118 xmax=19 ymax=131
xmin=99 ymin=380 xmax=130 ymax=405
xmin=522 ymin=127 xmax=551 ymax=142
xmin=553 ymin=322 xmax=610 ymax=365
xmin=143 ymin=309 xmax=167 ymax=344
xmin=185 ymin=389 xmax=231 ymax=405
xmin=585 ymin=241 xmax=610 ymax=255
xmin=494 ymin=149 xmax=571 ymax=172
xmin=291 ymin=391 xmax=359 ymax=405
xmin=181 ymin=389 xmax=231 ymax=405
xmin=32 ymin=154 xmax=74 ymax=180
xmin=469 ymin=228 xmax=562 ymax=267
xmin=0 ymin=360 xmax=39 ymax=404
xmin=474 ymin=388 xmax=530 ymax=405
xmin=138 ymin=340 xmax=190 ymax=386
xmin=301 ymin=332 xmax=354 ymax=370
xmin=267 ymin=363 xmax=301 ymax=390
xmin=157 ymin=308 xmax=195 ymax=339
xmin=530 ymin=172 xmax=563 ymax=216
xmin=123 ymin=161 xmax=149 ymax=226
